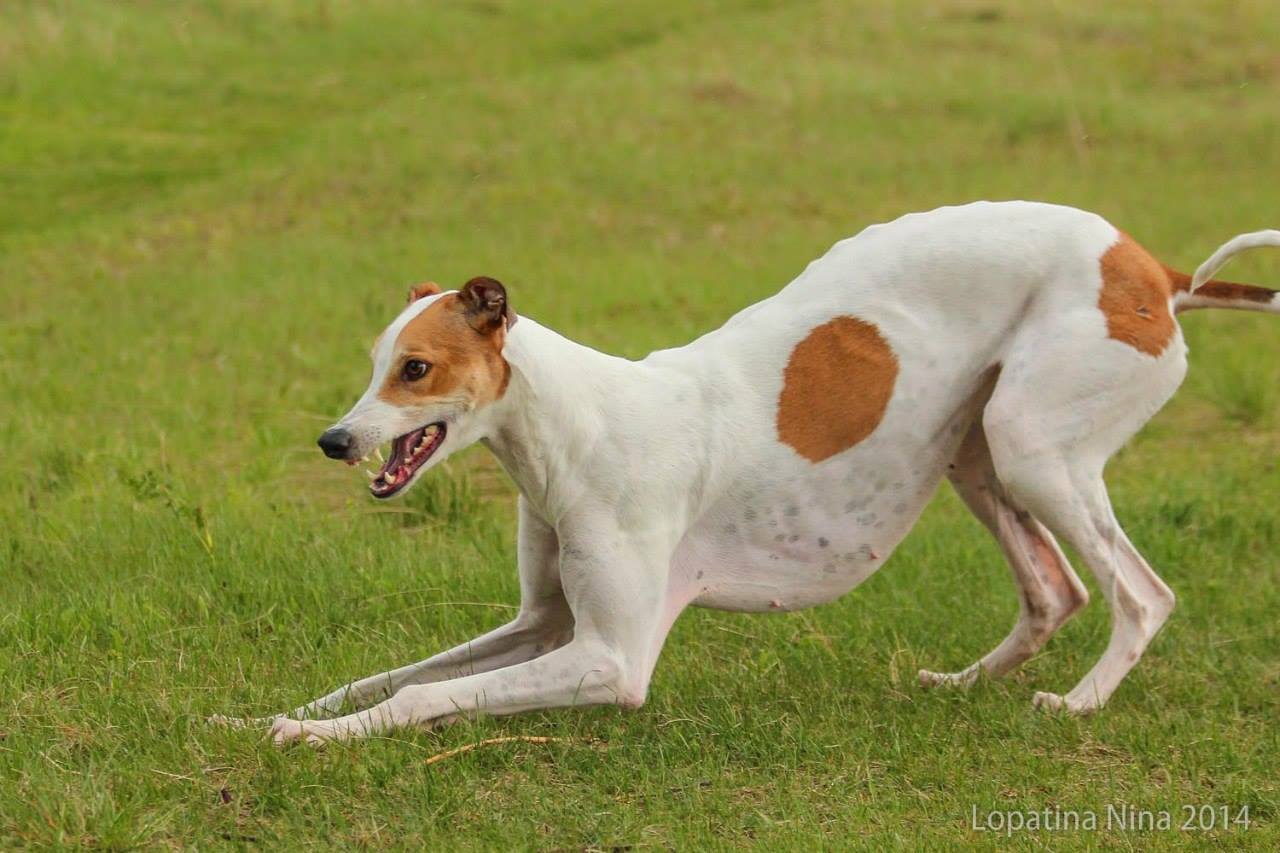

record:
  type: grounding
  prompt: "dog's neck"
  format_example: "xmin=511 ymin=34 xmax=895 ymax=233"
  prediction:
xmin=481 ymin=316 xmax=645 ymax=522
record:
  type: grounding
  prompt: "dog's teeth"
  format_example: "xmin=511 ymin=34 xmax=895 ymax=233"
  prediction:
xmin=384 ymin=472 xmax=397 ymax=485
xmin=374 ymin=448 xmax=384 ymax=462
xmin=365 ymin=470 xmax=377 ymax=480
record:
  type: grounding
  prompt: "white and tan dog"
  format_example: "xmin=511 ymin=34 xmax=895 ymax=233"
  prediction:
xmin=253 ymin=201 xmax=1278 ymax=744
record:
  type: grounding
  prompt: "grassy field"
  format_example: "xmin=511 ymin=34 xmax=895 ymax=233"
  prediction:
xmin=2 ymin=0 xmax=1278 ymax=848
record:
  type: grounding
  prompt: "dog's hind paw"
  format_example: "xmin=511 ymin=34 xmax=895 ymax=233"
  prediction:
xmin=918 ymin=667 xmax=980 ymax=690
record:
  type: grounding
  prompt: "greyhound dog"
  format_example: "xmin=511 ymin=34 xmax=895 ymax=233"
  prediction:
xmin=251 ymin=201 xmax=1277 ymax=744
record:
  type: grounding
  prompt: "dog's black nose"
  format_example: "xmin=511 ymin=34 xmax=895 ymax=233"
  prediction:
xmin=317 ymin=427 xmax=354 ymax=460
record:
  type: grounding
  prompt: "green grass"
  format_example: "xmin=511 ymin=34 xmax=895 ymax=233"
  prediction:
xmin=2 ymin=0 xmax=1278 ymax=848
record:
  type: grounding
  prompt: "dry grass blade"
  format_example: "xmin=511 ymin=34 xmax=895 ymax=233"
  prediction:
xmin=424 ymin=736 xmax=604 ymax=766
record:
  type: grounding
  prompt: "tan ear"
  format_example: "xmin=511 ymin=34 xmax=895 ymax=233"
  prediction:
xmin=459 ymin=276 xmax=515 ymax=333
xmin=407 ymin=281 xmax=442 ymax=304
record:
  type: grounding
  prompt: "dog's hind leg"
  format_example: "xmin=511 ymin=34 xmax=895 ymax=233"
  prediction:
xmin=990 ymin=442 xmax=1178 ymax=714
xmin=919 ymin=420 xmax=1089 ymax=690
xmin=979 ymin=319 xmax=1185 ymax=713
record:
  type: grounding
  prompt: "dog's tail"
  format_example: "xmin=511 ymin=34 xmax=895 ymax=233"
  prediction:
xmin=1172 ymin=230 xmax=1280 ymax=314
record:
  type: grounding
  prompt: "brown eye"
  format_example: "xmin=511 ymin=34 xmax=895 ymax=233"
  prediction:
xmin=403 ymin=359 xmax=430 ymax=381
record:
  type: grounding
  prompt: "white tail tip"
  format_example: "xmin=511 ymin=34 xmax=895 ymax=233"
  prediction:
xmin=1190 ymin=229 xmax=1280 ymax=292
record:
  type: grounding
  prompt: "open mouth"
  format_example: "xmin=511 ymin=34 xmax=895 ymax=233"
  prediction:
xmin=369 ymin=422 xmax=446 ymax=498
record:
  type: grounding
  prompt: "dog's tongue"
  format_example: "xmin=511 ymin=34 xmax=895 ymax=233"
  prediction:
xmin=380 ymin=429 xmax=422 ymax=477
xmin=368 ymin=423 xmax=446 ymax=497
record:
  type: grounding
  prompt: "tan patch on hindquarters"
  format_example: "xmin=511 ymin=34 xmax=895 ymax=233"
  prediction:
xmin=1099 ymin=234 xmax=1177 ymax=357
xmin=777 ymin=316 xmax=898 ymax=462
xmin=377 ymin=294 xmax=510 ymax=408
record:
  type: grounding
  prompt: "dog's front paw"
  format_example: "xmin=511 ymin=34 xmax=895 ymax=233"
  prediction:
xmin=269 ymin=717 xmax=332 ymax=746
xmin=918 ymin=667 xmax=980 ymax=690
xmin=1032 ymin=691 xmax=1098 ymax=715
xmin=207 ymin=713 xmax=283 ymax=730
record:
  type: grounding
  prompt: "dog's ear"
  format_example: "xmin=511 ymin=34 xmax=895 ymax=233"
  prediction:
xmin=407 ymin=282 xmax=441 ymax=304
xmin=459 ymin=276 xmax=515 ymax=333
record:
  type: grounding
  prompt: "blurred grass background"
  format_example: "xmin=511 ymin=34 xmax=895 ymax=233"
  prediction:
xmin=1 ymin=0 xmax=1277 ymax=848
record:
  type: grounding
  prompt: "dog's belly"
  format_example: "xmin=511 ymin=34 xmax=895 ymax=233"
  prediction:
xmin=677 ymin=450 xmax=945 ymax=612
xmin=671 ymin=358 xmax=995 ymax=613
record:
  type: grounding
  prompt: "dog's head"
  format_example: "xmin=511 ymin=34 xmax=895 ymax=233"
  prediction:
xmin=317 ymin=277 xmax=515 ymax=499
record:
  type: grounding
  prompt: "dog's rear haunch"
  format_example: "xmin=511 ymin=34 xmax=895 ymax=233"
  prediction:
xmin=222 ymin=201 xmax=1279 ymax=744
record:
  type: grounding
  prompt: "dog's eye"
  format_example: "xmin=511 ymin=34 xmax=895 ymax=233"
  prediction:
xmin=402 ymin=359 xmax=430 ymax=381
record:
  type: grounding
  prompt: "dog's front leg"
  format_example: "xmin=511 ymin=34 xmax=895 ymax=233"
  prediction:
xmin=291 ymin=497 xmax=569 ymax=718
xmin=285 ymin=605 xmax=573 ymax=720
xmin=216 ymin=498 xmax=569 ymax=727
xmin=272 ymin=518 xmax=678 ymax=744
xmin=212 ymin=610 xmax=570 ymax=730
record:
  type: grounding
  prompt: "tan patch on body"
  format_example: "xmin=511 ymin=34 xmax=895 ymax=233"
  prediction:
xmin=777 ymin=316 xmax=898 ymax=463
xmin=1098 ymin=234 xmax=1177 ymax=357
xmin=377 ymin=294 xmax=510 ymax=408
